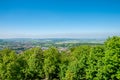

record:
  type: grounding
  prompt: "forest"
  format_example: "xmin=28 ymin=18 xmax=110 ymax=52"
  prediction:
xmin=0 ymin=36 xmax=120 ymax=80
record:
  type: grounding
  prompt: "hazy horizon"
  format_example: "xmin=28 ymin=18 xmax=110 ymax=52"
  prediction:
xmin=0 ymin=0 xmax=120 ymax=38
xmin=0 ymin=33 xmax=119 ymax=39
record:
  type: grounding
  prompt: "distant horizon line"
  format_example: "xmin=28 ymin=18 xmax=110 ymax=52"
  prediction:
xmin=0 ymin=37 xmax=111 ymax=39
xmin=0 ymin=33 xmax=119 ymax=39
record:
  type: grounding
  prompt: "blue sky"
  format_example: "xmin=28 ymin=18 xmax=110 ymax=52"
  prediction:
xmin=0 ymin=0 xmax=120 ymax=38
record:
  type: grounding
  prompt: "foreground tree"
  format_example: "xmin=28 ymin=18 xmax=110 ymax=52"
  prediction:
xmin=0 ymin=48 xmax=21 ymax=80
xmin=59 ymin=51 xmax=70 ymax=80
xmin=86 ymin=46 xmax=105 ymax=80
xmin=97 ymin=36 xmax=120 ymax=80
xmin=64 ymin=46 xmax=91 ymax=80
xmin=43 ymin=47 xmax=60 ymax=80
xmin=22 ymin=47 xmax=44 ymax=79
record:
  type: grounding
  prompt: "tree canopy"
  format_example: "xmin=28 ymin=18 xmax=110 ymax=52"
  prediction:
xmin=0 ymin=36 xmax=120 ymax=80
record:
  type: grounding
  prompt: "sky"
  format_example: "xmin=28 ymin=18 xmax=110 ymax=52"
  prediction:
xmin=0 ymin=0 xmax=120 ymax=38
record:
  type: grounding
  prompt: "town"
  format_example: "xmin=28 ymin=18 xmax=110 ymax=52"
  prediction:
xmin=0 ymin=38 xmax=104 ymax=53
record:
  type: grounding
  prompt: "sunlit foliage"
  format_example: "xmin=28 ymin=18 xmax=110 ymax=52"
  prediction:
xmin=0 ymin=36 xmax=120 ymax=80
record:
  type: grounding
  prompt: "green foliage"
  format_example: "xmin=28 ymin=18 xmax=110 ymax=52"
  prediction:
xmin=22 ymin=47 xmax=44 ymax=79
xmin=59 ymin=51 xmax=70 ymax=80
xmin=99 ymin=36 xmax=120 ymax=80
xmin=43 ymin=47 xmax=60 ymax=80
xmin=86 ymin=46 xmax=105 ymax=80
xmin=0 ymin=36 xmax=120 ymax=80
xmin=64 ymin=46 xmax=91 ymax=80
xmin=0 ymin=48 xmax=20 ymax=80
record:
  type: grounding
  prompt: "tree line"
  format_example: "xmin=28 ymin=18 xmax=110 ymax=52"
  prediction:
xmin=0 ymin=36 xmax=120 ymax=80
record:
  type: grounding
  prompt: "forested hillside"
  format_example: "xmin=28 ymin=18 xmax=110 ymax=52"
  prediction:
xmin=0 ymin=36 xmax=120 ymax=80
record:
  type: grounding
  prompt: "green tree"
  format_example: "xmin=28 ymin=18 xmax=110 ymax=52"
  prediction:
xmin=59 ymin=51 xmax=70 ymax=80
xmin=22 ymin=47 xmax=44 ymax=79
xmin=0 ymin=48 xmax=21 ymax=80
xmin=97 ymin=36 xmax=120 ymax=80
xmin=43 ymin=47 xmax=60 ymax=80
xmin=65 ymin=46 xmax=91 ymax=80
xmin=86 ymin=46 xmax=105 ymax=80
